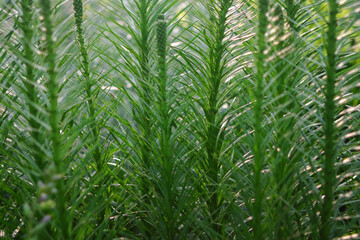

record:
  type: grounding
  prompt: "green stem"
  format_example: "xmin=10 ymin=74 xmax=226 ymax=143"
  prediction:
xmin=73 ymin=0 xmax=107 ymax=231
xmin=320 ymin=0 xmax=337 ymax=238
xmin=19 ymin=0 xmax=43 ymax=169
xmin=202 ymin=0 xmax=233 ymax=236
xmin=156 ymin=14 xmax=175 ymax=239
xmin=138 ymin=0 xmax=152 ymax=195
xmin=253 ymin=0 xmax=268 ymax=239
xmin=39 ymin=0 xmax=70 ymax=238
xmin=73 ymin=0 xmax=101 ymax=170
xmin=269 ymin=5 xmax=293 ymax=238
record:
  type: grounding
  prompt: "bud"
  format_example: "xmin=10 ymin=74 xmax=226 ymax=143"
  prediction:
xmin=39 ymin=193 xmax=48 ymax=202
xmin=40 ymin=199 xmax=56 ymax=210
xmin=41 ymin=215 xmax=52 ymax=224
xmin=156 ymin=14 xmax=167 ymax=59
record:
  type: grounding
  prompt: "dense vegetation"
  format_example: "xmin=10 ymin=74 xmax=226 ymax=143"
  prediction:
xmin=0 ymin=0 xmax=359 ymax=239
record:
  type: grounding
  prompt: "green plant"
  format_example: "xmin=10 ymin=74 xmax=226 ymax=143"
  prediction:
xmin=0 ymin=0 xmax=359 ymax=239
xmin=320 ymin=0 xmax=338 ymax=238
xmin=252 ymin=0 xmax=268 ymax=238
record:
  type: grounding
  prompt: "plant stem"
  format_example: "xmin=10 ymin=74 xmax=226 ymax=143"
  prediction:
xmin=320 ymin=0 xmax=337 ymax=238
xmin=156 ymin=14 xmax=175 ymax=239
xmin=19 ymin=0 xmax=43 ymax=169
xmin=137 ymin=0 xmax=153 ymax=197
xmin=73 ymin=0 xmax=108 ymax=231
xmin=200 ymin=0 xmax=233 ymax=236
xmin=253 ymin=0 xmax=268 ymax=239
xmin=73 ymin=0 xmax=101 ymax=170
xmin=39 ymin=0 xmax=70 ymax=238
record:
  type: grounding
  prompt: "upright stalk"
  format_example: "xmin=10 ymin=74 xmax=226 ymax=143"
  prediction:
xmin=137 ymin=0 xmax=153 ymax=198
xmin=19 ymin=2 xmax=46 ymax=236
xmin=73 ymin=0 xmax=108 ymax=231
xmin=155 ymin=14 xmax=175 ymax=239
xmin=73 ymin=0 xmax=101 ymax=170
xmin=39 ymin=1 xmax=59 ymax=167
xmin=113 ymin=0 xmax=155 ymax=236
xmin=19 ymin=0 xmax=43 ymax=169
xmin=320 ymin=0 xmax=337 ymax=238
xmin=139 ymin=0 xmax=152 ymax=106
xmin=253 ymin=0 xmax=268 ymax=239
xmin=200 ymin=0 xmax=233 ymax=236
xmin=134 ymin=2 xmax=154 ymax=235
xmin=268 ymin=5 xmax=299 ymax=238
xmin=39 ymin=0 xmax=70 ymax=238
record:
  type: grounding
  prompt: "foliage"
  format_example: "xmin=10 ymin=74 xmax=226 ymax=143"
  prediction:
xmin=0 ymin=0 xmax=359 ymax=239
